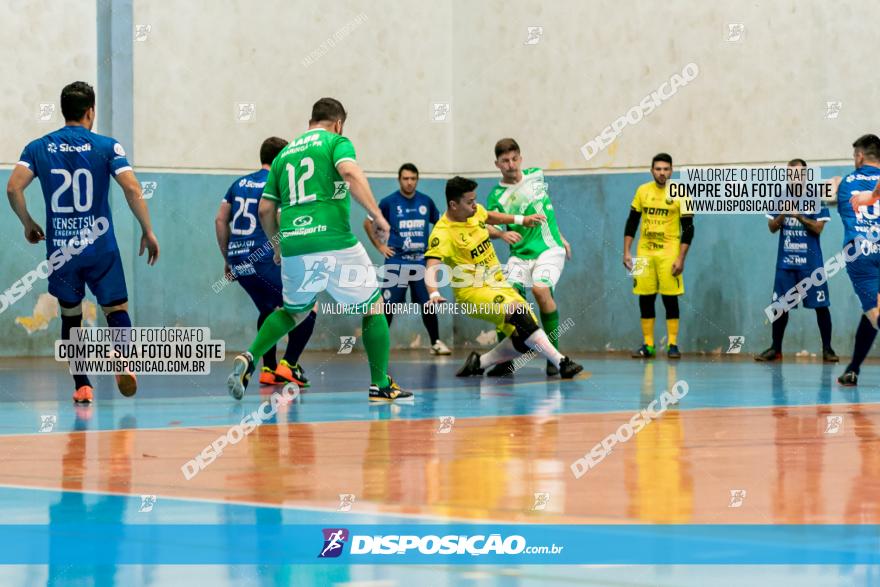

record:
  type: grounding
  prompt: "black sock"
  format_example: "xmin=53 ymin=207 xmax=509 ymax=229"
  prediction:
xmin=283 ymin=310 xmax=316 ymax=365
xmin=421 ymin=310 xmax=440 ymax=344
xmin=257 ymin=310 xmax=277 ymax=370
xmin=847 ymin=315 xmax=878 ymax=374
xmin=61 ymin=314 xmax=91 ymax=389
xmin=815 ymin=307 xmax=832 ymax=349
xmin=771 ymin=311 xmax=789 ymax=352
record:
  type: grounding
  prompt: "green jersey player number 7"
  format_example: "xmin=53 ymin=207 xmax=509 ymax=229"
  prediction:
xmin=226 ymin=97 xmax=413 ymax=403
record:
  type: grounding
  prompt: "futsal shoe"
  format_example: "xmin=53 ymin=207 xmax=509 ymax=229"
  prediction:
xmin=486 ymin=360 xmax=514 ymax=377
xmin=369 ymin=376 xmax=414 ymax=402
xmin=274 ymin=359 xmax=310 ymax=387
xmin=457 ymin=352 xmax=486 ymax=377
xmin=431 ymin=340 xmax=452 ymax=355
xmin=546 ymin=361 xmax=559 ymax=376
xmin=558 ymin=357 xmax=584 ymax=379
xmin=259 ymin=367 xmax=277 ymax=385
xmin=227 ymin=352 xmax=255 ymax=400
xmin=837 ymin=370 xmax=858 ymax=387
xmin=754 ymin=347 xmax=781 ymax=362
xmin=115 ymin=372 xmax=137 ymax=397
xmin=823 ymin=347 xmax=840 ymax=363
xmin=631 ymin=344 xmax=656 ymax=359
xmin=72 ymin=385 xmax=94 ymax=404
xmin=667 ymin=344 xmax=682 ymax=360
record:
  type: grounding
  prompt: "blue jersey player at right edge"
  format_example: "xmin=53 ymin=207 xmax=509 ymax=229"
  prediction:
xmin=834 ymin=134 xmax=880 ymax=386
xmin=6 ymin=82 xmax=160 ymax=404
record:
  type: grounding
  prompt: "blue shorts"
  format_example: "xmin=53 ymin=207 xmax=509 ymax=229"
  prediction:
xmin=845 ymin=252 xmax=880 ymax=312
xmin=49 ymin=249 xmax=128 ymax=306
xmin=381 ymin=262 xmax=430 ymax=309
xmin=773 ymin=267 xmax=830 ymax=309
xmin=233 ymin=259 xmax=282 ymax=314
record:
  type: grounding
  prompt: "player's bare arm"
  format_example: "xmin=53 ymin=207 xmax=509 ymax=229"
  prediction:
xmin=215 ymin=201 xmax=234 ymax=277
xmin=363 ymin=217 xmax=394 ymax=257
xmin=425 ymin=257 xmax=447 ymax=303
xmin=561 ymin=234 xmax=572 ymax=259
xmin=768 ymin=214 xmax=785 ymax=233
xmin=337 ymin=160 xmax=390 ymax=240
xmin=115 ymin=170 xmax=159 ymax=265
xmin=258 ymin=197 xmax=280 ymax=264
xmin=485 ymin=210 xmax=544 ymax=227
xmin=487 ymin=224 xmax=522 ymax=244
xmin=6 ymin=165 xmax=45 ymax=243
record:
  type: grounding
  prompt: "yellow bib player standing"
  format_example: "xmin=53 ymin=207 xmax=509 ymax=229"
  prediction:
xmin=623 ymin=153 xmax=694 ymax=359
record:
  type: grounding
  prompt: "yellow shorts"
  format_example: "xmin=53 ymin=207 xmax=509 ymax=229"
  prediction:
xmin=455 ymin=285 xmax=537 ymax=336
xmin=632 ymin=253 xmax=684 ymax=296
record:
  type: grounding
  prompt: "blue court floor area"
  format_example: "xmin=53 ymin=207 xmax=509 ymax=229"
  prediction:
xmin=0 ymin=351 xmax=878 ymax=585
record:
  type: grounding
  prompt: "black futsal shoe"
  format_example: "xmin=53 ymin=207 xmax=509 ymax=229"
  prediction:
xmin=546 ymin=360 xmax=559 ymax=376
xmin=227 ymin=352 xmax=255 ymax=400
xmin=754 ymin=347 xmax=781 ymax=362
xmin=457 ymin=352 xmax=485 ymax=377
xmin=823 ymin=348 xmax=839 ymax=363
xmin=369 ymin=376 xmax=414 ymax=402
xmin=559 ymin=356 xmax=584 ymax=379
xmin=837 ymin=370 xmax=858 ymax=387
xmin=486 ymin=360 xmax=514 ymax=377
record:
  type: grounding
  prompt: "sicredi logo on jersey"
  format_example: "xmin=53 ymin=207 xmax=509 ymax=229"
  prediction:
xmin=47 ymin=142 xmax=92 ymax=153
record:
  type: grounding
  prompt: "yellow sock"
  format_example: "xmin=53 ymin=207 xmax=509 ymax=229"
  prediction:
xmin=640 ymin=318 xmax=655 ymax=346
xmin=667 ymin=318 xmax=679 ymax=346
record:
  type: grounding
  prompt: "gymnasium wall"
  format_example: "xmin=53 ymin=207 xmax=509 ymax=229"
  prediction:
xmin=0 ymin=0 xmax=96 ymax=166
xmin=0 ymin=166 xmax=864 ymax=357
xmin=1 ymin=0 xmax=878 ymax=357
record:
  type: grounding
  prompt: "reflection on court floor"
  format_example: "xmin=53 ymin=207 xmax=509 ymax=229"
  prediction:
xmin=0 ymin=352 xmax=878 ymax=585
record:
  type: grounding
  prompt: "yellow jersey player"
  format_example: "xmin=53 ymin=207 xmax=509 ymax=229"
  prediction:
xmin=623 ymin=153 xmax=694 ymax=359
xmin=425 ymin=176 xmax=584 ymax=378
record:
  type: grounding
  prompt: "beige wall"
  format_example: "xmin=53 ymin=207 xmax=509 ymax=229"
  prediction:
xmin=133 ymin=0 xmax=453 ymax=173
xmin=0 ymin=0 xmax=96 ymax=165
xmin=452 ymin=0 xmax=880 ymax=172
xmin=131 ymin=0 xmax=880 ymax=174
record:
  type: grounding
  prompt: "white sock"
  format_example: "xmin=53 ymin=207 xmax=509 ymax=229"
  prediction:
xmin=525 ymin=329 xmax=564 ymax=368
xmin=479 ymin=337 xmax=522 ymax=368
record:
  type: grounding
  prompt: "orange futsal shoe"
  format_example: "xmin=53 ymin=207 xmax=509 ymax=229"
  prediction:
xmin=259 ymin=367 xmax=278 ymax=385
xmin=72 ymin=385 xmax=94 ymax=404
xmin=273 ymin=360 xmax=310 ymax=387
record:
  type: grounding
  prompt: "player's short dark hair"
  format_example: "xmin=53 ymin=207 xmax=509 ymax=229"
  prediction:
xmin=446 ymin=176 xmax=478 ymax=204
xmin=60 ymin=81 xmax=95 ymax=122
xmin=260 ymin=137 xmax=288 ymax=166
xmin=788 ymin=158 xmax=808 ymax=167
xmin=853 ymin=134 xmax=880 ymax=161
xmin=398 ymin=163 xmax=419 ymax=178
xmin=652 ymin=153 xmax=673 ymax=167
xmin=494 ymin=138 xmax=521 ymax=159
xmin=310 ymin=97 xmax=347 ymax=124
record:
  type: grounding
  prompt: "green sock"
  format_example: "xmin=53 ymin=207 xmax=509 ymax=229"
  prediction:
xmin=362 ymin=313 xmax=390 ymax=387
xmin=541 ymin=310 xmax=560 ymax=348
xmin=248 ymin=309 xmax=297 ymax=360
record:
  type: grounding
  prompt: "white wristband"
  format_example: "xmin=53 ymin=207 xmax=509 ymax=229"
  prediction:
xmin=514 ymin=214 xmax=524 ymax=225
xmin=429 ymin=291 xmax=442 ymax=300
